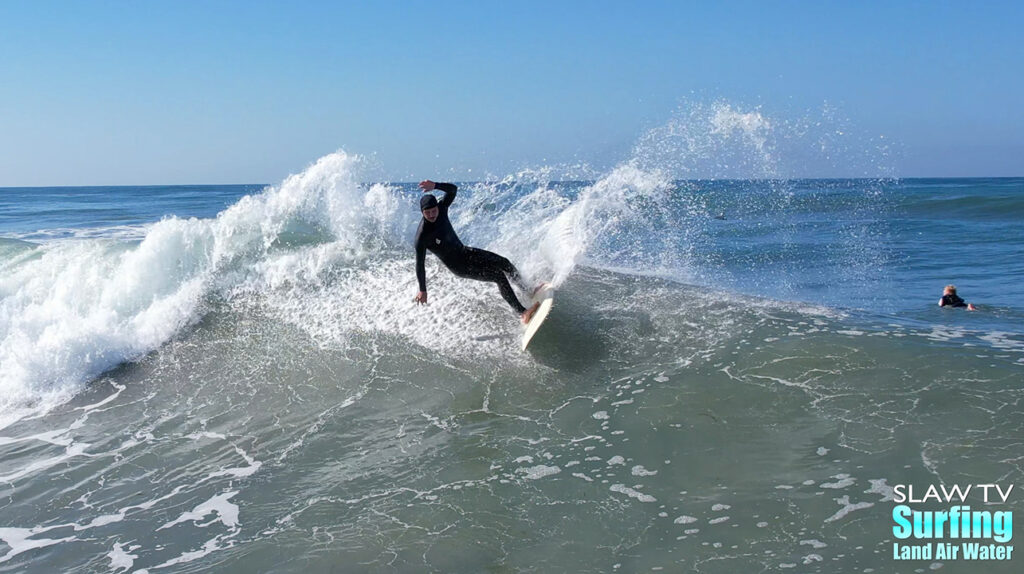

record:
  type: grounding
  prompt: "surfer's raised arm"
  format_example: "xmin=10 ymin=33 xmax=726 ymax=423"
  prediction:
xmin=435 ymin=182 xmax=457 ymax=207
xmin=419 ymin=180 xmax=457 ymax=208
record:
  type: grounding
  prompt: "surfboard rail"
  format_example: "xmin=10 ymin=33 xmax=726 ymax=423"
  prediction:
xmin=521 ymin=284 xmax=554 ymax=350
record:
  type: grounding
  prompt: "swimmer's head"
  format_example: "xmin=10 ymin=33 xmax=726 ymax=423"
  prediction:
xmin=944 ymin=284 xmax=957 ymax=296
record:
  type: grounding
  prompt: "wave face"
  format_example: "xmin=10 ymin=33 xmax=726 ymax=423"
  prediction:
xmin=0 ymin=149 xmax=696 ymax=421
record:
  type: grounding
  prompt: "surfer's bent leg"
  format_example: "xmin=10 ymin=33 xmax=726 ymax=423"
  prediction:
xmin=452 ymin=248 xmax=528 ymax=314
xmin=464 ymin=247 xmax=530 ymax=291
xmin=493 ymin=272 xmax=528 ymax=314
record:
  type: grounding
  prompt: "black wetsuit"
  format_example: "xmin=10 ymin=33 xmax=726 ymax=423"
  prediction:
xmin=415 ymin=183 xmax=529 ymax=314
xmin=940 ymin=293 xmax=968 ymax=308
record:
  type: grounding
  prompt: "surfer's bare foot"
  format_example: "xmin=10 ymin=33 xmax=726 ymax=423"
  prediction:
xmin=531 ymin=283 xmax=547 ymax=298
xmin=521 ymin=302 xmax=541 ymax=324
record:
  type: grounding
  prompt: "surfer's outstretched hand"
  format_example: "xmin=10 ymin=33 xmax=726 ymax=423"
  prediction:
xmin=419 ymin=180 xmax=436 ymax=192
xmin=414 ymin=291 xmax=428 ymax=305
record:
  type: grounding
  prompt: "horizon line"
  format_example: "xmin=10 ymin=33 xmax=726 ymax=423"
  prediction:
xmin=3 ymin=175 xmax=1023 ymax=190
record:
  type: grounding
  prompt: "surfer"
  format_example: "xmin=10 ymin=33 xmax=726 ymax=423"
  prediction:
xmin=938 ymin=285 xmax=977 ymax=311
xmin=414 ymin=180 xmax=540 ymax=324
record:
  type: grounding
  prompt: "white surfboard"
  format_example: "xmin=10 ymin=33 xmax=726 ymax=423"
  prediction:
xmin=521 ymin=283 xmax=554 ymax=351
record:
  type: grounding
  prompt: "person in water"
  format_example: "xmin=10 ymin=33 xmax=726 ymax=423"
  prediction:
xmin=938 ymin=284 xmax=977 ymax=311
xmin=414 ymin=180 xmax=540 ymax=324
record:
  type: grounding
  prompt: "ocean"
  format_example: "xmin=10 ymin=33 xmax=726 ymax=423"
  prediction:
xmin=1 ymin=152 xmax=1022 ymax=573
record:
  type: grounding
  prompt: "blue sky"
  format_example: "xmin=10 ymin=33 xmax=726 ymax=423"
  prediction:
xmin=1 ymin=1 xmax=1021 ymax=185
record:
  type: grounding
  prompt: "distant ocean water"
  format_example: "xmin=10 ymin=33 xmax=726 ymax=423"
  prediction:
xmin=0 ymin=153 xmax=1022 ymax=572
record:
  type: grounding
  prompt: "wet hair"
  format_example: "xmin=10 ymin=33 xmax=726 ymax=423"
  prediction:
xmin=944 ymin=284 xmax=957 ymax=294
xmin=420 ymin=195 xmax=438 ymax=211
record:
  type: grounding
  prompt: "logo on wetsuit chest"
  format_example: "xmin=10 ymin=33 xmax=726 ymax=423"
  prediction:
xmin=435 ymin=238 xmax=441 ymax=244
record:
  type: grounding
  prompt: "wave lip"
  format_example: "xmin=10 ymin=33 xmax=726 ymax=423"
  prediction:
xmin=0 ymin=151 xmax=387 ymax=424
xmin=0 ymin=223 xmax=212 ymax=424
